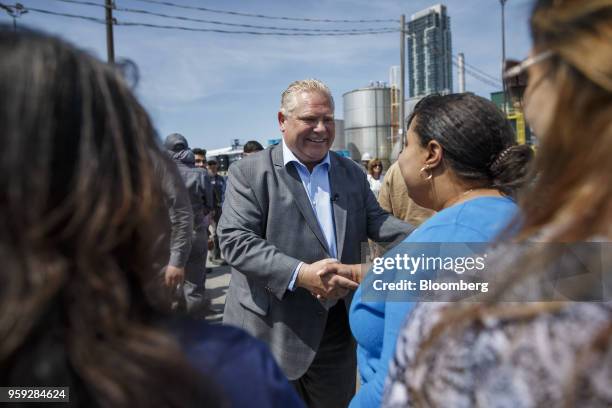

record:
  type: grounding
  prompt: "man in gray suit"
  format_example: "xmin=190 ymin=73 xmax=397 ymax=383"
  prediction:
xmin=219 ymin=79 xmax=413 ymax=408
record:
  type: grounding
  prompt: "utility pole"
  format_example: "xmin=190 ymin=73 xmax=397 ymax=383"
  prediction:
xmin=399 ymin=14 xmax=406 ymax=147
xmin=105 ymin=0 xmax=115 ymax=64
xmin=500 ymin=0 xmax=508 ymax=113
xmin=0 ymin=3 xmax=28 ymax=31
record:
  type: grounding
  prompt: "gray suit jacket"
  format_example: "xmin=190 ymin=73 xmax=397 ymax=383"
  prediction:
xmin=219 ymin=145 xmax=413 ymax=379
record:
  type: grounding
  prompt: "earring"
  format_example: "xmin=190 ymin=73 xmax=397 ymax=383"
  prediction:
xmin=420 ymin=166 xmax=432 ymax=180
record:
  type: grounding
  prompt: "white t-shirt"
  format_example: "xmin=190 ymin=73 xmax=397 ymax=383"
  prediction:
xmin=367 ymin=174 xmax=383 ymax=199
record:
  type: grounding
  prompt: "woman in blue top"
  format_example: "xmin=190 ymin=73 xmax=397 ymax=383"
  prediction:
xmin=348 ymin=93 xmax=533 ymax=408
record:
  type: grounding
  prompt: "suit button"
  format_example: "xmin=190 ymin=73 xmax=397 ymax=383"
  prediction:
xmin=317 ymin=311 xmax=324 ymax=316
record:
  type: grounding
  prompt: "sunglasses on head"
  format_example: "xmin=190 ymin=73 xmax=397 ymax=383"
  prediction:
xmin=503 ymin=50 xmax=554 ymax=102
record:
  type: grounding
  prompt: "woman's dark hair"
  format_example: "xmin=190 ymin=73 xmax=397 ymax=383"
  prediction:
xmin=407 ymin=93 xmax=533 ymax=197
xmin=243 ymin=140 xmax=264 ymax=154
xmin=0 ymin=27 xmax=222 ymax=406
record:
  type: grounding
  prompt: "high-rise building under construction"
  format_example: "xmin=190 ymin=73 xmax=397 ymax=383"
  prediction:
xmin=407 ymin=4 xmax=453 ymax=97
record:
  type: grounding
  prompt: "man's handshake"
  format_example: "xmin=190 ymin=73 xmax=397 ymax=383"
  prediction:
xmin=296 ymin=258 xmax=363 ymax=300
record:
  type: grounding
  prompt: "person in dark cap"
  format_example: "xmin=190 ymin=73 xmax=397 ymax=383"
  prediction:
xmin=164 ymin=133 xmax=213 ymax=317
xmin=206 ymin=157 xmax=227 ymax=264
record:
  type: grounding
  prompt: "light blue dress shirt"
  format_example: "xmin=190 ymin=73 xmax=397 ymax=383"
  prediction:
xmin=282 ymin=141 xmax=337 ymax=290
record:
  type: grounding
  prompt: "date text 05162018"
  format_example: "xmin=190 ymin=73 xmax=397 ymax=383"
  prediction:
xmin=0 ymin=387 xmax=69 ymax=402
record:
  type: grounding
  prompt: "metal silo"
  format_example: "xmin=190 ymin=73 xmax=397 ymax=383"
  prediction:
xmin=343 ymin=83 xmax=395 ymax=167
xmin=331 ymin=119 xmax=345 ymax=151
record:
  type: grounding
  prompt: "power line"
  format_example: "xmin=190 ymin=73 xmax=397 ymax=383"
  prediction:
xmin=427 ymin=46 xmax=501 ymax=88
xmin=458 ymin=64 xmax=502 ymax=87
xmin=463 ymin=66 xmax=502 ymax=87
xmin=0 ymin=1 xmax=27 ymax=30
xmin=18 ymin=4 xmax=397 ymax=36
xmin=7 ymin=2 xmax=505 ymax=79
xmin=452 ymin=60 xmax=501 ymax=89
xmin=463 ymin=70 xmax=501 ymax=88
xmin=128 ymin=0 xmax=399 ymax=23
xmin=16 ymin=5 xmax=107 ymax=24
xmin=449 ymin=53 xmax=502 ymax=86
xmin=116 ymin=21 xmax=397 ymax=36
xmin=50 ymin=0 xmax=397 ymax=33
xmin=452 ymin=54 xmax=500 ymax=83
xmin=464 ymin=61 xmax=500 ymax=83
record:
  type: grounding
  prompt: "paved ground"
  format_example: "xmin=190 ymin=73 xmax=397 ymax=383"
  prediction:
xmin=204 ymin=260 xmax=231 ymax=324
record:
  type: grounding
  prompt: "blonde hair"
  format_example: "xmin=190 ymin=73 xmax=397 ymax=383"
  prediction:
xmin=408 ymin=1 xmax=612 ymax=404
xmin=518 ymin=0 xmax=612 ymax=240
xmin=280 ymin=79 xmax=335 ymax=115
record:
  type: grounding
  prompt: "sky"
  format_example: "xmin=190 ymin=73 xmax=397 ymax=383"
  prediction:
xmin=1 ymin=0 xmax=534 ymax=150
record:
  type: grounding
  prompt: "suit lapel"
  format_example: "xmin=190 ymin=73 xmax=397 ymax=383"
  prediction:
xmin=329 ymin=154 xmax=347 ymax=260
xmin=272 ymin=146 xmax=331 ymax=255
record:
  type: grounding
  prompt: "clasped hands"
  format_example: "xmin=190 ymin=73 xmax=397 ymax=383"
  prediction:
xmin=296 ymin=258 xmax=362 ymax=301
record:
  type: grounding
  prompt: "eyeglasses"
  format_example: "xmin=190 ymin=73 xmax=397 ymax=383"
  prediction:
xmin=503 ymin=50 xmax=554 ymax=102
xmin=372 ymin=164 xmax=382 ymax=168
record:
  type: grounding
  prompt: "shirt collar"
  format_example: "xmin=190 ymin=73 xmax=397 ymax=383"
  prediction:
xmin=281 ymin=140 xmax=331 ymax=172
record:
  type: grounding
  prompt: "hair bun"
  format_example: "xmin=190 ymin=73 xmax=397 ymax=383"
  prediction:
xmin=490 ymin=144 xmax=534 ymax=196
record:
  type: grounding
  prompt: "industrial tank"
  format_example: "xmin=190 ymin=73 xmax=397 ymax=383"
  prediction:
xmin=343 ymin=83 xmax=394 ymax=166
xmin=331 ymin=119 xmax=345 ymax=151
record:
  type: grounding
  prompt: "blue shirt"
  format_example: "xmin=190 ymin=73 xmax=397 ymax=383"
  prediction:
xmin=169 ymin=318 xmax=305 ymax=408
xmin=348 ymin=196 xmax=518 ymax=408
xmin=283 ymin=141 xmax=338 ymax=290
